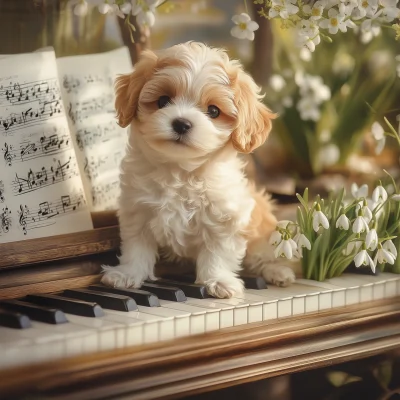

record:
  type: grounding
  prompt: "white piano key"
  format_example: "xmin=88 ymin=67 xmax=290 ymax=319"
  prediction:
xmin=100 ymin=311 xmax=144 ymax=347
xmin=343 ymin=274 xmax=386 ymax=300
xmin=378 ymin=273 xmax=400 ymax=298
xmin=186 ymin=298 xmax=234 ymax=329
xmin=325 ymin=276 xmax=361 ymax=305
xmin=296 ymin=279 xmax=346 ymax=308
xmin=207 ymin=296 xmax=249 ymax=327
xmin=159 ymin=300 xmax=219 ymax=333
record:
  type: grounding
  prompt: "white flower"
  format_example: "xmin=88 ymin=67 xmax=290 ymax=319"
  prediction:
xmin=365 ymin=229 xmax=378 ymax=250
xmin=296 ymin=233 xmax=312 ymax=250
xmin=269 ymin=74 xmax=286 ymax=92
xmin=303 ymin=1 xmax=326 ymax=20
xmin=316 ymin=144 xmax=340 ymax=168
xmin=392 ymin=194 xmax=400 ymax=201
xmin=379 ymin=0 xmax=400 ymax=21
xmin=361 ymin=9 xmax=383 ymax=35
xmin=231 ymin=13 xmax=259 ymax=40
xmin=352 ymin=215 xmax=370 ymax=233
xmin=372 ymin=185 xmax=388 ymax=203
xmin=319 ymin=9 xmax=347 ymax=34
xmin=99 ymin=3 xmax=125 ymax=18
xmin=356 ymin=200 xmax=373 ymax=223
xmin=339 ymin=0 xmax=358 ymax=16
xmin=74 ymin=0 xmax=88 ymax=16
xmin=269 ymin=0 xmax=299 ymax=19
xmin=269 ymin=230 xmax=283 ymax=246
xmin=298 ymin=74 xmax=331 ymax=103
xmin=371 ymin=122 xmax=386 ymax=154
xmin=132 ymin=0 xmax=157 ymax=28
xmin=120 ymin=2 xmax=132 ymax=14
xmin=374 ymin=246 xmax=395 ymax=264
xmin=276 ymin=220 xmax=292 ymax=229
xmin=360 ymin=25 xmax=381 ymax=43
xmin=351 ymin=183 xmax=368 ymax=199
xmin=336 ymin=214 xmax=350 ymax=230
xmin=383 ymin=239 xmax=397 ymax=258
xmin=312 ymin=208 xmax=330 ymax=231
xmin=354 ymin=248 xmax=376 ymax=272
xmin=299 ymin=47 xmax=312 ymax=61
xmin=352 ymin=0 xmax=379 ymax=19
xmin=297 ymin=96 xmax=321 ymax=121
xmin=274 ymin=238 xmax=295 ymax=259
xmin=344 ymin=240 xmax=363 ymax=255
xmin=297 ymin=34 xmax=321 ymax=52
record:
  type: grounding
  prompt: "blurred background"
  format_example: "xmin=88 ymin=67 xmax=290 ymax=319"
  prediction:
xmin=0 ymin=0 xmax=399 ymax=202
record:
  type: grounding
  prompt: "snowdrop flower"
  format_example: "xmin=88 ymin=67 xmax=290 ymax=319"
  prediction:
xmin=356 ymin=200 xmax=373 ymax=223
xmin=351 ymin=183 xmax=368 ymax=199
xmin=132 ymin=0 xmax=157 ymax=28
xmin=375 ymin=243 xmax=395 ymax=264
xmin=391 ymin=194 xmax=400 ymax=201
xmin=231 ymin=13 xmax=259 ymax=40
xmin=383 ymin=239 xmax=397 ymax=258
xmin=354 ymin=246 xmax=376 ymax=272
xmin=352 ymin=0 xmax=379 ymax=19
xmin=336 ymin=213 xmax=350 ymax=230
xmin=296 ymin=233 xmax=312 ymax=250
xmin=276 ymin=220 xmax=293 ymax=229
xmin=344 ymin=239 xmax=363 ymax=255
xmin=74 ymin=0 xmax=88 ymax=16
xmin=379 ymin=0 xmax=400 ymax=22
xmin=269 ymin=230 xmax=283 ymax=246
xmin=371 ymin=122 xmax=386 ymax=154
xmin=274 ymin=238 xmax=296 ymax=259
xmin=120 ymin=2 xmax=132 ymax=14
xmin=372 ymin=185 xmax=388 ymax=203
xmin=312 ymin=205 xmax=330 ymax=232
xmin=269 ymin=0 xmax=299 ymax=19
xmin=352 ymin=211 xmax=370 ymax=233
xmin=303 ymin=1 xmax=326 ymax=20
xmin=269 ymin=74 xmax=286 ymax=92
xmin=319 ymin=9 xmax=347 ymax=34
xmin=365 ymin=229 xmax=378 ymax=250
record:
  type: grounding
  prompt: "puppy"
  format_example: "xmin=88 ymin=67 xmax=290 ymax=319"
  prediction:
xmin=101 ymin=41 xmax=296 ymax=298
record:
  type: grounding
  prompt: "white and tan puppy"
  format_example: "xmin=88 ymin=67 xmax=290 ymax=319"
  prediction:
xmin=101 ymin=41 xmax=295 ymax=298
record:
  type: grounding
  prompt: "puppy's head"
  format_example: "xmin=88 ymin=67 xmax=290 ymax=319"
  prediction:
xmin=115 ymin=42 xmax=275 ymax=160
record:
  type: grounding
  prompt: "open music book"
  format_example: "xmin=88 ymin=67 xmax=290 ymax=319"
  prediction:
xmin=0 ymin=47 xmax=133 ymax=244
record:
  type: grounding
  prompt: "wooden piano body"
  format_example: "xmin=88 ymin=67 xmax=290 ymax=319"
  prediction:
xmin=0 ymin=211 xmax=399 ymax=400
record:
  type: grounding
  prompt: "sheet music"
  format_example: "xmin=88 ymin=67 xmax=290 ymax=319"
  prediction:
xmin=0 ymin=51 xmax=93 ymax=243
xmin=57 ymin=47 xmax=133 ymax=211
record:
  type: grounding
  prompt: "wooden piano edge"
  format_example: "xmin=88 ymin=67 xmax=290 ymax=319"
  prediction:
xmin=0 ymin=297 xmax=399 ymax=400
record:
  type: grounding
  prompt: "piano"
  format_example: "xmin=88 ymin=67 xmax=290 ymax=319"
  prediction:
xmin=0 ymin=210 xmax=399 ymax=399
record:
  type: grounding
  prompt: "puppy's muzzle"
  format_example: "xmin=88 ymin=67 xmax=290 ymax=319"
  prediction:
xmin=172 ymin=118 xmax=192 ymax=135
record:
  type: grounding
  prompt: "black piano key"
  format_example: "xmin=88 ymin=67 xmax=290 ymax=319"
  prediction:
xmin=0 ymin=309 xmax=31 ymax=329
xmin=146 ymin=279 xmax=209 ymax=299
xmin=88 ymin=285 xmax=160 ymax=307
xmin=241 ymin=275 xmax=268 ymax=290
xmin=63 ymin=289 xmax=138 ymax=312
xmin=24 ymin=294 xmax=104 ymax=318
xmin=140 ymin=283 xmax=187 ymax=302
xmin=0 ymin=299 xmax=68 ymax=324
xmin=164 ymin=273 xmax=195 ymax=283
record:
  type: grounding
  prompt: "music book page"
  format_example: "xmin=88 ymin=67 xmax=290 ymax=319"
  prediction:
xmin=57 ymin=47 xmax=132 ymax=211
xmin=0 ymin=50 xmax=93 ymax=243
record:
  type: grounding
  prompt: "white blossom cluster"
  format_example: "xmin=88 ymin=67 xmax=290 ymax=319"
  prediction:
xmin=271 ymin=183 xmax=400 ymax=274
xmin=72 ymin=0 xmax=158 ymax=28
xmin=231 ymin=0 xmax=400 ymax=51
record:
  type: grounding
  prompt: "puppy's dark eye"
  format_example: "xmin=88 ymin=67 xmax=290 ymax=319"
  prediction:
xmin=158 ymin=96 xmax=171 ymax=109
xmin=207 ymin=105 xmax=220 ymax=119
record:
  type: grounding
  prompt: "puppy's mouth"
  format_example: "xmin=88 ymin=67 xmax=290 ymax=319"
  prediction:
xmin=172 ymin=135 xmax=190 ymax=146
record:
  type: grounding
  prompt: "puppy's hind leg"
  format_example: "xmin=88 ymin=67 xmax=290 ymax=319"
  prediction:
xmin=244 ymin=239 xmax=298 ymax=287
xmin=101 ymin=211 xmax=158 ymax=288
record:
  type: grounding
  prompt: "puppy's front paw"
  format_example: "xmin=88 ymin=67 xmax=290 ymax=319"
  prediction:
xmin=101 ymin=265 xmax=148 ymax=288
xmin=262 ymin=265 xmax=295 ymax=287
xmin=204 ymin=276 xmax=244 ymax=299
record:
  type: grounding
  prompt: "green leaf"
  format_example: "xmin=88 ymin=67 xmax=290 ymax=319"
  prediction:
xmin=296 ymin=193 xmax=308 ymax=210
xmin=327 ymin=371 xmax=362 ymax=388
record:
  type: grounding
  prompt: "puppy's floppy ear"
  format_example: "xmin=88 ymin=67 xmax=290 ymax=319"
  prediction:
xmin=231 ymin=70 xmax=276 ymax=154
xmin=115 ymin=49 xmax=158 ymax=127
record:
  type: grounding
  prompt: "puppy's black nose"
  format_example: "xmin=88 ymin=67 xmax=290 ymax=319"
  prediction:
xmin=172 ymin=118 xmax=192 ymax=135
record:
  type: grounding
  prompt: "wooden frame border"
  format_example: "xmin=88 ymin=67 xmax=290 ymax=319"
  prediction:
xmin=1 ymin=298 xmax=399 ymax=399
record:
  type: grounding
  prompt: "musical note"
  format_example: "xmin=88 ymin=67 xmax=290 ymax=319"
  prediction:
xmin=0 ymin=206 xmax=11 ymax=234
xmin=18 ymin=204 xmax=28 ymax=235
xmin=0 ymin=181 xmax=4 ymax=203
xmin=2 ymin=142 xmax=14 ymax=166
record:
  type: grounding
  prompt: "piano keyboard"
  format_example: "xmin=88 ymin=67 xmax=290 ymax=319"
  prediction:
xmin=0 ymin=272 xmax=399 ymax=370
